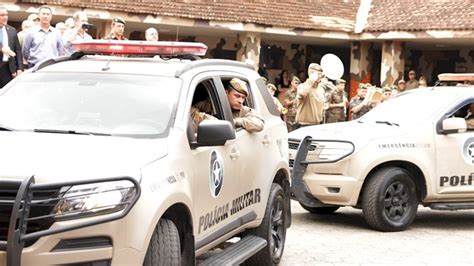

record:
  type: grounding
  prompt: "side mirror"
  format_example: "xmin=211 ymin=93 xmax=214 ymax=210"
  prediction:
xmin=196 ymin=120 xmax=235 ymax=146
xmin=441 ymin=117 xmax=467 ymax=134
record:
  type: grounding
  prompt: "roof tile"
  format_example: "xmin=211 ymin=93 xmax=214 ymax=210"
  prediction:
xmin=365 ymin=0 xmax=474 ymax=32
xmin=19 ymin=0 xmax=360 ymax=32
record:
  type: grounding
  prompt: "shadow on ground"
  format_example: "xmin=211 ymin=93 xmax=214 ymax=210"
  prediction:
xmin=292 ymin=203 xmax=474 ymax=231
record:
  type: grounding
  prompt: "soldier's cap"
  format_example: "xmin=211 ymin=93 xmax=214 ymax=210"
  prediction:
xmin=28 ymin=14 xmax=40 ymax=21
xmin=408 ymin=70 xmax=416 ymax=75
xmin=336 ymin=79 xmax=346 ymax=85
xmin=228 ymin=78 xmax=249 ymax=97
xmin=358 ymin=83 xmax=367 ymax=90
xmin=398 ymin=79 xmax=406 ymax=84
xmin=291 ymin=76 xmax=301 ymax=83
xmin=308 ymin=63 xmax=323 ymax=72
xmin=112 ymin=17 xmax=126 ymax=25
xmin=383 ymin=86 xmax=392 ymax=93
xmin=267 ymin=83 xmax=277 ymax=92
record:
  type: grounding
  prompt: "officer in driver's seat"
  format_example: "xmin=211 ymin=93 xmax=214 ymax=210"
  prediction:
xmin=191 ymin=78 xmax=264 ymax=133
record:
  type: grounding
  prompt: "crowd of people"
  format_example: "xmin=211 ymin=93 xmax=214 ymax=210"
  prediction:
xmin=0 ymin=5 xmax=160 ymax=89
xmin=264 ymin=66 xmax=436 ymax=132
xmin=1 ymin=5 xmax=472 ymax=131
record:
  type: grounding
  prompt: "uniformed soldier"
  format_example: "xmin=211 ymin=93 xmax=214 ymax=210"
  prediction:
xmin=226 ymin=78 xmax=264 ymax=132
xmin=295 ymin=63 xmax=325 ymax=127
xmin=326 ymin=79 xmax=347 ymax=123
xmin=406 ymin=70 xmax=419 ymax=90
xmin=283 ymin=76 xmax=300 ymax=131
xmin=349 ymin=83 xmax=372 ymax=120
xmin=102 ymin=17 xmax=127 ymax=40
xmin=397 ymin=79 xmax=407 ymax=92
xmin=190 ymin=78 xmax=264 ymax=132
xmin=381 ymin=86 xmax=392 ymax=102
xmin=319 ymin=72 xmax=336 ymax=124
xmin=267 ymin=83 xmax=288 ymax=117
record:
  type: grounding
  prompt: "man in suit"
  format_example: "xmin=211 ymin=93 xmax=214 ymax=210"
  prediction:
xmin=0 ymin=6 xmax=23 ymax=88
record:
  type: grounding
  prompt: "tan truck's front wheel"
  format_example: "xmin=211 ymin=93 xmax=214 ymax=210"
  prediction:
xmin=245 ymin=183 xmax=286 ymax=265
xmin=362 ymin=167 xmax=418 ymax=232
xmin=143 ymin=219 xmax=181 ymax=266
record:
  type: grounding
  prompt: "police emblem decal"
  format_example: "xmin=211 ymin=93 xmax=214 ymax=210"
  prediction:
xmin=209 ymin=151 xmax=224 ymax=198
xmin=463 ymin=137 xmax=474 ymax=165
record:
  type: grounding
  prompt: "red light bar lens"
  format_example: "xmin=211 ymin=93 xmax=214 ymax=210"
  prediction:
xmin=72 ymin=40 xmax=208 ymax=56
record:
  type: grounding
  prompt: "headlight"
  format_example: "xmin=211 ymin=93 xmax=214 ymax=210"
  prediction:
xmin=306 ymin=140 xmax=354 ymax=163
xmin=52 ymin=180 xmax=137 ymax=220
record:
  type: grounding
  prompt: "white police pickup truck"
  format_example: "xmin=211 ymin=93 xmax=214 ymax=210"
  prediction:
xmin=289 ymin=74 xmax=474 ymax=231
xmin=0 ymin=41 xmax=290 ymax=266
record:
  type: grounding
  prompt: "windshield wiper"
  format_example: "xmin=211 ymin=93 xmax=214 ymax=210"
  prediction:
xmin=375 ymin=120 xmax=399 ymax=126
xmin=33 ymin=128 xmax=111 ymax=136
xmin=0 ymin=125 xmax=18 ymax=131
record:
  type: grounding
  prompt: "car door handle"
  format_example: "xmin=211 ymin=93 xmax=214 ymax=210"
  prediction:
xmin=230 ymin=150 xmax=240 ymax=160
xmin=262 ymin=136 xmax=271 ymax=145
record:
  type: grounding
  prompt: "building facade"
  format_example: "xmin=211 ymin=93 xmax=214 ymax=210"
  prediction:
xmin=4 ymin=0 xmax=474 ymax=98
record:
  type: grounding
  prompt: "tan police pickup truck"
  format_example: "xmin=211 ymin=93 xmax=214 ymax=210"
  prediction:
xmin=289 ymin=73 xmax=474 ymax=232
xmin=0 ymin=41 xmax=290 ymax=266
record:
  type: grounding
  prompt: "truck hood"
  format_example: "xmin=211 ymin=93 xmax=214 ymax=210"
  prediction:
xmin=0 ymin=132 xmax=167 ymax=183
xmin=289 ymin=120 xmax=405 ymax=146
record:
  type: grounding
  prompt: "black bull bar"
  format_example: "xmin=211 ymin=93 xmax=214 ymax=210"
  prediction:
xmin=0 ymin=176 xmax=140 ymax=266
xmin=291 ymin=136 xmax=354 ymax=207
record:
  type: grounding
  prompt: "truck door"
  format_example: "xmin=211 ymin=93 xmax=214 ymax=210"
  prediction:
xmin=434 ymin=99 xmax=474 ymax=199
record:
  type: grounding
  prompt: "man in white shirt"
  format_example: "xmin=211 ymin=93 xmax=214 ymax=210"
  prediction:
xmin=63 ymin=11 xmax=93 ymax=55
xmin=22 ymin=5 xmax=65 ymax=68
xmin=145 ymin=28 xmax=159 ymax=42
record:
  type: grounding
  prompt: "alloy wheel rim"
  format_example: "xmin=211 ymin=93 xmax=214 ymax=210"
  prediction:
xmin=269 ymin=196 xmax=285 ymax=259
xmin=383 ymin=181 xmax=410 ymax=220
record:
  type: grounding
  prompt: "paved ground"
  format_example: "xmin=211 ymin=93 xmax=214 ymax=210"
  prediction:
xmin=281 ymin=200 xmax=474 ymax=265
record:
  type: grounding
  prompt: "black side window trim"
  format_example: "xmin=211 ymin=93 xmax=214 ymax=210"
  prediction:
xmin=435 ymin=97 xmax=474 ymax=134
xmin=256 ymin=77 xmax=280 ymax=116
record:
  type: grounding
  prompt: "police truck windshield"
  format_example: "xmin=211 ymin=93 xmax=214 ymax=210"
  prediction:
xmin=0 ymin=73 xmax=181 ymax=138
xmin=360 ymin=88 xmax=457 ymax=125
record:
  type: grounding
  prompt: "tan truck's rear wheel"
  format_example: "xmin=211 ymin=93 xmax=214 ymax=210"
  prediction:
xmin=143 ymin=219 xmax=181 ymax=266
xmin=362 ymin=167 xmax=418 ymax=232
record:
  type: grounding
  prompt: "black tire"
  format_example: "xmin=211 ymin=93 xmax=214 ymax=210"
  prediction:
xmin=361 ymin=167 xmax=418 ymax=232
xmin=246 ymin=183 xmax=286 ymax=265
xmin=299 ymin=203 xmax=339 ymax=214
xmin=143 ymin=219 xmax=181 ymax=266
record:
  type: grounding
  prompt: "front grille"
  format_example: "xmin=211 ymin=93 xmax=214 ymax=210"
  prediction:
xmin=0 ymin=182 xmax=60 ymax=248
xmin=289 ymin=140 xmax=319 ymax=168
xmin=288 ymin=141 xmax=317 ymax=151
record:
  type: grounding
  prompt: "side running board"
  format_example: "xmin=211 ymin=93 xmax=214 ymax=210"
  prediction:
xmin=199 ymin=235 xmax=267 ymax=266
xmin=429 ymin=202 xmax=474 ymax=210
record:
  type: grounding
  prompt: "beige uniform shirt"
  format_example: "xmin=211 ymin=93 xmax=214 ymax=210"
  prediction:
xmin=326 ymin=90 xmax=345 ymax=123
xmin=284 ymin=89 xmax=297 ymax=122
xmin=406 ymin=80 xmax=419 ymax=90
xmin=233 ymin=106 xmax=264 ymax=132
xmin=191 ymin=107 xmax=217 ymax=132
xmin=295 ymin=80 xmax=325 ymax=125
xmin=466 ymin=112 xmax=474 ymax=130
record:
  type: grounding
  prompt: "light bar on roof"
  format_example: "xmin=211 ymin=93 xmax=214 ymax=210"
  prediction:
xmin=71 ymin=40 xmax=208 ymax=56
xmin=438 ymin=73 xmax=474 ymax=82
